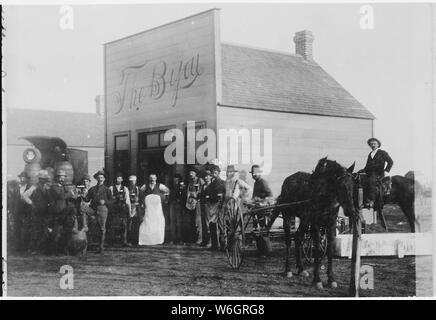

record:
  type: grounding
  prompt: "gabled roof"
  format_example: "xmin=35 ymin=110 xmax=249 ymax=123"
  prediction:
xmin=6 ymin=108 xmax=104 ymax=148
xmin=221 ymin=43 xmax=375 ymax=120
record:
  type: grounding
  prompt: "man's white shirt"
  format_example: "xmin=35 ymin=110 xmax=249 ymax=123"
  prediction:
xmin=370 ymin=148 xmax=379 ymax=159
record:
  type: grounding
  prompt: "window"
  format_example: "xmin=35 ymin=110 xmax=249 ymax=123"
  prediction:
xmin=115 ymin=134 xmax=129 ymax=151
xmin=139 ymin=130 xmax=172 ymax=149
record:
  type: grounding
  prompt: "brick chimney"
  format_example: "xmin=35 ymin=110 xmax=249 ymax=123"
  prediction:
xmin=293 ymin=30 xmax=314 ymax=61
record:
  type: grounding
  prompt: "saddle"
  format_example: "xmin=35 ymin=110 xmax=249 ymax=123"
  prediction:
xmin=354 ymin=173 xmax=391 ymax=208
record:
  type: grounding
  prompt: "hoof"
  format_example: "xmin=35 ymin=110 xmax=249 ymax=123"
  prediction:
xmin=286 ymin=272 xmax=293 ymax=278
xmin=314 ymin=282 xmax=324 ymax=289
xmin=300 ymin=270 xmax=310 ymax=278
xmin=329 ymin=281 xmax=338 ymax=289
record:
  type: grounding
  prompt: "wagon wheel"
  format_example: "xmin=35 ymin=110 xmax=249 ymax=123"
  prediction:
xmin=302 ymin=227 xmax=328 ymax=264
xmin=223 ymin=198 xmax=244 ymax=269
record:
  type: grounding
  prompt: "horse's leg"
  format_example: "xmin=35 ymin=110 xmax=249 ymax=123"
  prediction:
xmin=327 ymin=215 xmax=338 ymax=288
xmin=312 ymin=224 xmax=323 ymax=289
xmin=402 ymin=202 xmax=416 ymax=233
xmin=283 ymin=213 xmax=293 ymax=278
xmin=294 ymin=221 xmax=309 ymax=277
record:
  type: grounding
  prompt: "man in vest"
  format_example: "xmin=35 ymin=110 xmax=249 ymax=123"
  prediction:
xmin=360 ymin=138 xmax=394 ymax=208
xmin=185 ymin=167 xmax=204 ymax=245
xmin=109 ymin=173 xmax=132 ymax=246
xmin=85 ymin=170 xmax=113 ymax=253
xmin=127 ymin=175 xmax=140 ymax=245
xmin=169 ymin=173 xmax=185 ymax=245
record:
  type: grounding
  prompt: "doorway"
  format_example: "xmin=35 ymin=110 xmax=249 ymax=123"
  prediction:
xmin=137 ymin=130 xmax=173 ymax=187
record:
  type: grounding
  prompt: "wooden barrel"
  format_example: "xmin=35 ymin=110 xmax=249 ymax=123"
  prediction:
xmin=24 ymin=163 xmax=41 ymax=185
xmin=54 ymin=161 xmax=74 ymax=185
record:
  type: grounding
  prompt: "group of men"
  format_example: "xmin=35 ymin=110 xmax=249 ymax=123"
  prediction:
xmin=13 ymin=169 xmax=80 ymax=255
xmin=168 ymin=163 xmax=273 ymax=250
xmin=9 ymin=136 xmax=393 ymax=255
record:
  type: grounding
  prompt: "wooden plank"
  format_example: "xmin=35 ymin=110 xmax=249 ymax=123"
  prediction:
xmin=335 ymin=232 xmax=433 ymax=257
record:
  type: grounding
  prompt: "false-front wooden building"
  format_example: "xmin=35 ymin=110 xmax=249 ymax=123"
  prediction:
xmin=104 ymin=9 xmax=374 ymax=195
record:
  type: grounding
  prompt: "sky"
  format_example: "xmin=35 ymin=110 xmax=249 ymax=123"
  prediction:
xmin=3 ymin=3 xmax=434 ymax=181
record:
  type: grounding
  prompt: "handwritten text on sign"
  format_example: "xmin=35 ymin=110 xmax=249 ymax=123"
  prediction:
xmin=113 ymin=53 xmax=202 ymax=114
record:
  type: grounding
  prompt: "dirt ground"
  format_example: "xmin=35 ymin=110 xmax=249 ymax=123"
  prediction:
xmin=6 ymin=203 xmax=432 ymax=297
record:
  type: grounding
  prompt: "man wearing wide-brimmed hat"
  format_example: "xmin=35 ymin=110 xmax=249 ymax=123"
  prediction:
xmin=84 ymin=170 xmax=113 ymax=253
xmin=49 ymin=169 xmax=77 ymax=254
xmin=360 ymin=138 xmax=394 ymax=208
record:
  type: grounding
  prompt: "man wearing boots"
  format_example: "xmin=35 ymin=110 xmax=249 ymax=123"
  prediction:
xmin=109 ymin=173 xmax=132 ymax=246
xmin=169 ymin=173 xmax=185 ymax=245
xmin=208 ymin=165 xmax=226 ymax=251
xmin=16 ymin=171 xmax=34 ymax=252
xmin=49 ymin=169 xmax=75 ymax=255
xmin=360 ymin=138 xmax=394 ymax=208
xmin=85 ymin=170 xmax=113 ymax=253
xmin=24 ymin=170 xmax=51 ymax=254
xmin=127 ymin=175 xmax=140 ymax=245
xmin=185 ymin=167 xmax=204 ymax=245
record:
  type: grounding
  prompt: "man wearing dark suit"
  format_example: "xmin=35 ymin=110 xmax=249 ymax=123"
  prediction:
xmin=361 ymin=138 xmax=393 ymax=208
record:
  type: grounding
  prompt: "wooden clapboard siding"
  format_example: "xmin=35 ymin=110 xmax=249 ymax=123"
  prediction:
xmin=217 ymin=106 xmax=372 ymax=196
xmin=105 ymin=9 xmax=220 ymax=176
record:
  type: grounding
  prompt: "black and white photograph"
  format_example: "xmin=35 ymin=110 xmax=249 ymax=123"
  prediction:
xmin=1 ymin=1 xmax=435 ymax=300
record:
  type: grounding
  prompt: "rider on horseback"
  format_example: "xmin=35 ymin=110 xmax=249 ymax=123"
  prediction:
xmin=359 ymin=138 xmax=394 ymax=208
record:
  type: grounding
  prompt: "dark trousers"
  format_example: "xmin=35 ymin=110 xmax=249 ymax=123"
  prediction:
xmin=200 ymin=203 xmax=211 ymax=245
xmin=170 ymin=201 xmax=183 ymax=244
xmin=112 ymin=203 xmax=129 ymax=245
xmin=209 ymin=221 xmax=226 ymax=250
xmin=182 ymin=209 xmax=197 ymax=243
xmin=30 ymin=214 xmax=52 ymax=253
xmin=367 ymin=173 xmax=380 ymax=202
xmin=127 ymin=204 xmax=140 ymax=245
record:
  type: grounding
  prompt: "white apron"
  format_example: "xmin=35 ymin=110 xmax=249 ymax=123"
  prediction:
xmin=138 ymin=194 xmax=165 ymax=245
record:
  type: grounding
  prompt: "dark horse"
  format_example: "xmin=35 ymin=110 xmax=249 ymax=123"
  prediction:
xmin=357 ymin=173 xmax=418 ymax=232
xmin=380 ymin=175 xmax=420 ymax=232
xmin=269 ymin=158 xmax=356 ymax=289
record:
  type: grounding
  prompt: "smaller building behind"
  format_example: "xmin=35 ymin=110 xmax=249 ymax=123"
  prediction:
xmin=6 ymin=108 xmax=105 ymax=182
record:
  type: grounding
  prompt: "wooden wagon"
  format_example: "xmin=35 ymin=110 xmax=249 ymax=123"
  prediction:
xmin=220 ymin=198 xmax=329 ymax=269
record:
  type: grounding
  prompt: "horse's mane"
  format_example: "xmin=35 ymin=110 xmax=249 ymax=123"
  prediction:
xmin=312 ymin=157 xmax=348 ymax=179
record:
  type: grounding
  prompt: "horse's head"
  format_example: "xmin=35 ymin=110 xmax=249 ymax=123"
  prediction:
xmin=311 ymin=158 xmax=356 ymax=217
